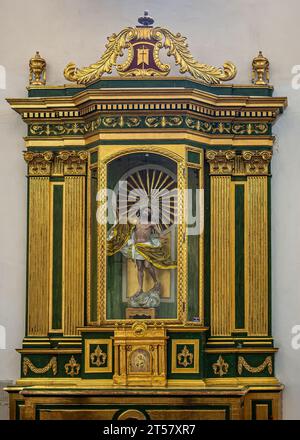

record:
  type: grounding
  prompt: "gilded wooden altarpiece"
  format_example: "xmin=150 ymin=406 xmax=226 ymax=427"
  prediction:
xmin=6 ymin=13 xmax=287 ymax=420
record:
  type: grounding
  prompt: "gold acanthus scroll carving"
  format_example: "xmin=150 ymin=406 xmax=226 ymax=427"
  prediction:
xmin=206 ymin=150 xmax=272 ymax=176
xmin=64 ymin=26 xmax=236 ymax=85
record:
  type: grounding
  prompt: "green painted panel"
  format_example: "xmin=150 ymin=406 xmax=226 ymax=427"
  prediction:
xmin=204 ymin=163 xmax=211 ymax=329
xmin=52 ymin=184 xmax=63 ymax=330
xmin=231 ymin=176 xmax=247 ymax=181
xmin=237 ymin=354 xmax=274 ymax=377
xmin=107 ymin=253 xmax=125 ymax=319
xmin=88 ymin=344 xmax=109 ymax=369
xmin=235 ymin=185 xmax=245 ymax=329
xmin=187 ymin=151 xmax=200 ymax=164
xmin=167 ymin=332 xmax=204 ymax=380
xmin=21 ymin=354 xmax=57 ymax=378
xmin=205 ymin=353 xmax=236 ymax=378
xmin=175 ymin=343 xmax=195 ymax=369
xmin=268 ymin=176 xmax=272 ymax=336
xmin=90 ymin=150 xmax=98 ymax=164
xmin=90 ymin=168 xmax=98 ymax=322
xmin=28 ymin=78 xmax=273 ymax=98
xmin=82 ymin=332 xmax=114 ymax=379
xmin=57 ymin=354 xmax=82 ymax=378
xmin=187 ymin=168 xmax=200 ymax=321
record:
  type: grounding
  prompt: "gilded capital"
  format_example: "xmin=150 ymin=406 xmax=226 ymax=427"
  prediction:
xmin=24 ymin=151 xmax=54 ymax=176
xmin=206 ymin=150 xmax=236 ymax=175
xmin=242 ymin=150 xmax=272 ymax=175
xmin=206 ymin=150 xmax=272 ymax=176
xmin=57 ymin=150 xmax=88 ymax=175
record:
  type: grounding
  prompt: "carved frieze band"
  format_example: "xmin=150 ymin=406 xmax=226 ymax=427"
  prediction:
xmin=27 ymin=116 xmax=270 ymax=137
xmin=206 ymin=150 xmax=272 ymax=176
xmin=24 ymin=151 xmax=88 ymax=176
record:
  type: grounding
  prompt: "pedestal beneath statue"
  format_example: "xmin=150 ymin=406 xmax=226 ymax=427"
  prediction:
xmin=126 ymin=307 xmax=156 ymax=320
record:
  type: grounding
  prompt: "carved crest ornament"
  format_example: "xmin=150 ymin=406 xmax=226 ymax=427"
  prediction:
xmin=64 ymin=11 xmax=237 ymax=85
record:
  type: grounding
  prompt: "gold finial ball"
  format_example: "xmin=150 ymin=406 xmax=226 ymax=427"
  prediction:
xmin=29 ymin=51 xmax=46 ymax=86
xmin=252 ymin=50 xmax=269 ymax=85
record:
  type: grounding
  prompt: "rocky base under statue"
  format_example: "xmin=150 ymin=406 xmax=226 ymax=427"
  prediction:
xmin=128 ymin=283 xmax=161 ymax=308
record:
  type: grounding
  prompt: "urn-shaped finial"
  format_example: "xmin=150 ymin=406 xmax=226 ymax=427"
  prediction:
xmin=252 ymin=51 xmax=269 ymax=85
xmin=29 ymin=51 xmax=46 ymax=86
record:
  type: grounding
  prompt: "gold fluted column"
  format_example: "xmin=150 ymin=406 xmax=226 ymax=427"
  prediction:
xmin=243 ymin=151 xmax=272 ymax=336
xmin=58 ymin=151 xmax=87 ymax=336
xmin=246 ymin=175 xmax=269 ymax=336
xmin=210 ymin=175 xmax=232 ymax=335
xmin=206 ymin=150 xmax=272 ymax=337
xmin=24 ymin=152 xmax=53 ymax=336
xmin=206 ymin=150 xmax=235 ymax=336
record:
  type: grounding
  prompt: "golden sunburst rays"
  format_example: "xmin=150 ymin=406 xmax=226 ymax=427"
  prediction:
xmin=117 ymin=168 xmax=177 ymax=232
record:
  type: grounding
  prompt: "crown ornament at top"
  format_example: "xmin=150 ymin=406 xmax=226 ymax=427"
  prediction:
xmin=138 ymin=10 xmax=154 ymax=27
xmin=64 ymin=13 xmax=237 ymax=85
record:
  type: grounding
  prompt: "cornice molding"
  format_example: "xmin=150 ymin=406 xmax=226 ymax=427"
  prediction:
xmin=7 ymin=87 xmax=287 ymax=121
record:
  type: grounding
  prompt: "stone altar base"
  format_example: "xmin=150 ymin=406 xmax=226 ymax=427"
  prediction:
xmin=6 ymin=385 xmax=283 ymax=420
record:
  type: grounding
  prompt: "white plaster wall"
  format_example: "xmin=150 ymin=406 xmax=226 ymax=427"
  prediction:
xmin=0 ymin=0 xmax=299 ymax=419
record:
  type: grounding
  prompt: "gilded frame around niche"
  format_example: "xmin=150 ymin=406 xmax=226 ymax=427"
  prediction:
xmin=86 ymin=143 xmax=204 ymax=327
xmin=96 ymin=144 xmax=187 ymax=326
